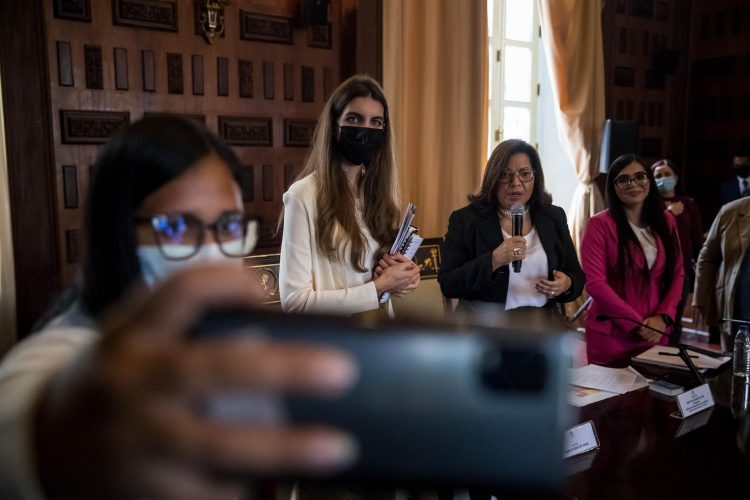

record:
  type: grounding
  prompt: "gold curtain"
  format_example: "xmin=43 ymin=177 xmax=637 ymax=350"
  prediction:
xmin=383 ymin=0 xmax=488 ymax=238
xmin=0 ymin=72 xmax=16 ymax=355
xmin=537 ymin=0 xmax=606 ymax=251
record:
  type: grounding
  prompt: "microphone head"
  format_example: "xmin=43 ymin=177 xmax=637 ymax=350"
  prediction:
xmin=510 ymin=203 xmax=525 ymax=216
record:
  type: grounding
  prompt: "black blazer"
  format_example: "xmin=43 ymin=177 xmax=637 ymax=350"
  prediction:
xmin=720 ymin=178 xmax=746 ymax=206
xmin=438 ymin=203 xmax=585 ymax=308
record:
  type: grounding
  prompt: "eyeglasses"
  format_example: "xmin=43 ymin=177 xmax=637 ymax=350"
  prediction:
xmin=499 ymin=168 xmax=535 ymax=183
xmin=135 ymin=211 xmax=259 ymax=260
xmin=614 ymin=172 xmax=649 ymax=190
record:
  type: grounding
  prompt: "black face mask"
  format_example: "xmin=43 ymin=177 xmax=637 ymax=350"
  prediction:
xmin=336 ymin=126 xmax=385 ymax=166
xmin=735 ymin=163 xmax=750 ymax=178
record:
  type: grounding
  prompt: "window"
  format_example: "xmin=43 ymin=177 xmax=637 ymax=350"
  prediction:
xmin=487 ymin=0 xmax=540 ymax=157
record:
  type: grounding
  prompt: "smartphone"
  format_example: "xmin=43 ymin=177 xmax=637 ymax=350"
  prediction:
xmin=191 ymin=308 xmax=575 ymax=492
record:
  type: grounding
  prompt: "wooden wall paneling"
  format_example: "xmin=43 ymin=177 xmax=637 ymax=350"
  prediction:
xmin=262 ymin=164 xmax=274 ymax=201
xmin=53 ymin=0 xmax=91 ymax=22
xmin=37 ymin=0 xmax=364 ymax=279
xmin=192 ymin=55 xmax=204 ymax=95
xmin=1 ymin=0 xmax=61 ymax=338
xmin=284 ymin=164 xmax=297 ymax=190
xmin=56 ymin=41 xmax=73 ymax=86
xmin=263 ymin=61 xmax=275 ymax=99
xmin=239 ymin=59 xmax=253 ymax=98
xmin=142 ymin=49 xmax=155 ymax=92
xmin=113 ymin=0 xmax=178 ymax=31
xmin=62 ymin=164 xmax=79 ymax=208
xmin=114 ymin=47 xmax=129 ymax=90
xmin=284 ymin=63 xmax=294 ymax=100
xmin=84 ymin=44 xmax=103 ymax=89
xmin=217 ymin=56 xmax=229 ymax=96
xmin=65 ymin=229 xmax=80 ymax=263
xmin=324 ymin=66 xmax=333 ymax=99
xmin=167 ymin=52 xmax=183 ymax=94
xmin=301 ymin=65 xmax=314 ymax=102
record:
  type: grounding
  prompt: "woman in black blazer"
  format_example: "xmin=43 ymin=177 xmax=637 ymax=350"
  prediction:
xmin=439 ymin=139 xmax=584 ymax=311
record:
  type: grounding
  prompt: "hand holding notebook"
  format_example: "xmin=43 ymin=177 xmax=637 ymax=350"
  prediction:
xmin=379 ymin=203 xmax=423 ymax=304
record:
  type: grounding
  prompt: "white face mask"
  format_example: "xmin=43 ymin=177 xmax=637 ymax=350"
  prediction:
xmin=137 ymin=243 xmax=243 ymax=288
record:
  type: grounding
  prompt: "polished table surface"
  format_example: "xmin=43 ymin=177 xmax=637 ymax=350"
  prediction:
xmin=565 ymin=367 xmax=750 ymax=499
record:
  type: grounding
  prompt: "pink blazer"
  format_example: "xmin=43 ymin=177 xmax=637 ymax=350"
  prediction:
xmin=581 ymin=210 xmax=684 ymax=366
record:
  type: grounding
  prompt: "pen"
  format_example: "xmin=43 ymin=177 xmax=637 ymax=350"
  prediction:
xmin=658 ymin=351 xmax=698 ymax=359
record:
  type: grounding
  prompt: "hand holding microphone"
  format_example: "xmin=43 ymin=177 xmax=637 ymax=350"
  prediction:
xmin=492 ymin=203 xmax=527 ymax=271
xmin=511 ymin=203 xmax=525 ymax=273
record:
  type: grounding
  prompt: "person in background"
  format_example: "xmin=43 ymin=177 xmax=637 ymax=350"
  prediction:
xmin=720 ymin=142 xmax=750 ymax=205
xmin=279 ymin=74 xmax=420 ymax=317
xmin=694 ymin=197 xmax=750 ymax=351
xmin=438 ymin=139 xmax=585 ymax=312
xmin=651 ymin=159 xmax=704 ymax=342
xmin=0 ymin=117 xmax=359 ymax=498
xmin=581 ymin=154 xmax=684 ymax=366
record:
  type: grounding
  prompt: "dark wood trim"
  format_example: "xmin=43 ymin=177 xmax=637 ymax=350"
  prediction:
xmin=340 ymin=0 xmax=382 ymax=83
xmin=0 ymin=0 xmax=61 ymax=338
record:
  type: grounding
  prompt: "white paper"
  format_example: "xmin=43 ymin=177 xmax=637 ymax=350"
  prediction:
xmin=568 ymin=385 xmax=618 ymax=407
xmin=633 ymin=345 xmax=731 ymax=370
xmin=570 ymin=364 xmax=649 ymax=395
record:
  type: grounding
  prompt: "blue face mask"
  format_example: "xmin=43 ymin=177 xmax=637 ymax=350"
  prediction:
xmin=655 ymin=176 xmax=677 ymax=194
xmin=137 ymin=243 xmax=243 ymax=288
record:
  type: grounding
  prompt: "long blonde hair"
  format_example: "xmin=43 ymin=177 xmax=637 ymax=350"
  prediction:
xmin=284 ymin=74 xmax=401 ymax=272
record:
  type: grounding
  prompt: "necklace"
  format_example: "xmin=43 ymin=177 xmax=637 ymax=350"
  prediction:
xmin=498 ymin=205 xmax=529 ymax=218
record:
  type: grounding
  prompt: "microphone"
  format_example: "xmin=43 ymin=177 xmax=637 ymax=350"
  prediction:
xmin=510 ymin=203 xmax=524 ymax=273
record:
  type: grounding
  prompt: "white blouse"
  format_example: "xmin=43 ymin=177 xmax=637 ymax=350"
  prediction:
xmin=502 ymin=226 xmax=549 ymax=310
xmin=628 ymin=221 xmax=657 ymax=269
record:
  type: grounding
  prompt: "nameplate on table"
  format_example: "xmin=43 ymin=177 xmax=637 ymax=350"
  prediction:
xmin=672 ymin=383 xmax=714 ymax=419
xmin=563 ymin=421 xmax=599 ymax=459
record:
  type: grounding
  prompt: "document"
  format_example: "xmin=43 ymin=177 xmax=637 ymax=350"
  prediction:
xmin=570 ymin=364 xmax=650 ymax=395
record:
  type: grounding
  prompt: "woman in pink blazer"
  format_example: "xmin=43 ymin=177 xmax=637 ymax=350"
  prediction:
xmin=581 ymin=154 xmax=684 ymax=366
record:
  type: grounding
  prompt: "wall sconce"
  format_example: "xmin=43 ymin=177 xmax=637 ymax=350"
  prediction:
xmin=199 ymin=0 xmax=230 ymax=44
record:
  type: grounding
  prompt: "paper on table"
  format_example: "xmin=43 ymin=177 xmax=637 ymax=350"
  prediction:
xmin=633 ymin=345 xmax=731 ymax=370
xmin=568 ymin=386 xmax=618 ymax=407
xmin=570 ymin=364 xmax=650 ymax=395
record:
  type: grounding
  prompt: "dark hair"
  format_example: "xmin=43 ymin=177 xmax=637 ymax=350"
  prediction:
xmin=606 ymin=154 xmax=677 ymax=300
xmin=469 ymin=139 xmax=552 ymax=216
xmin=81 ymin=115 xmax=243 ymax=318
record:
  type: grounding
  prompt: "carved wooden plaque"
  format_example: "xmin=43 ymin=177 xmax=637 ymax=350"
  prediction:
xmin=54 ymin=0 xmax=91 ymax=22
xmin=60 ymin=110 xmax=130 ymax=144
xmin=239 ymin=11 xmax=293 ymax=44
xmin=113 ymin=0 xmax=178 ymax=32
xmin=218 ymin=116 xmax=272 ymax=146
xmin=284 ymin=119 xmax=316 ymax=147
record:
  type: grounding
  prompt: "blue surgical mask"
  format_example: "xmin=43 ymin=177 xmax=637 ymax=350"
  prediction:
xmin=137 ymin=243 xmax=243 ymax=288
xmin=655 ymin=176 xmax=677 ymax=194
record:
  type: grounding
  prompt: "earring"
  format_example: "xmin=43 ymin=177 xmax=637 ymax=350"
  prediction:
xmin=361 ymin=165 xmax=366 ymax=175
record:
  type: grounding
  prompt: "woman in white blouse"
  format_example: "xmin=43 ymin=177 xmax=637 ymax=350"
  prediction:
xmin=279 ymin=74 xmax=420 ymax=315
